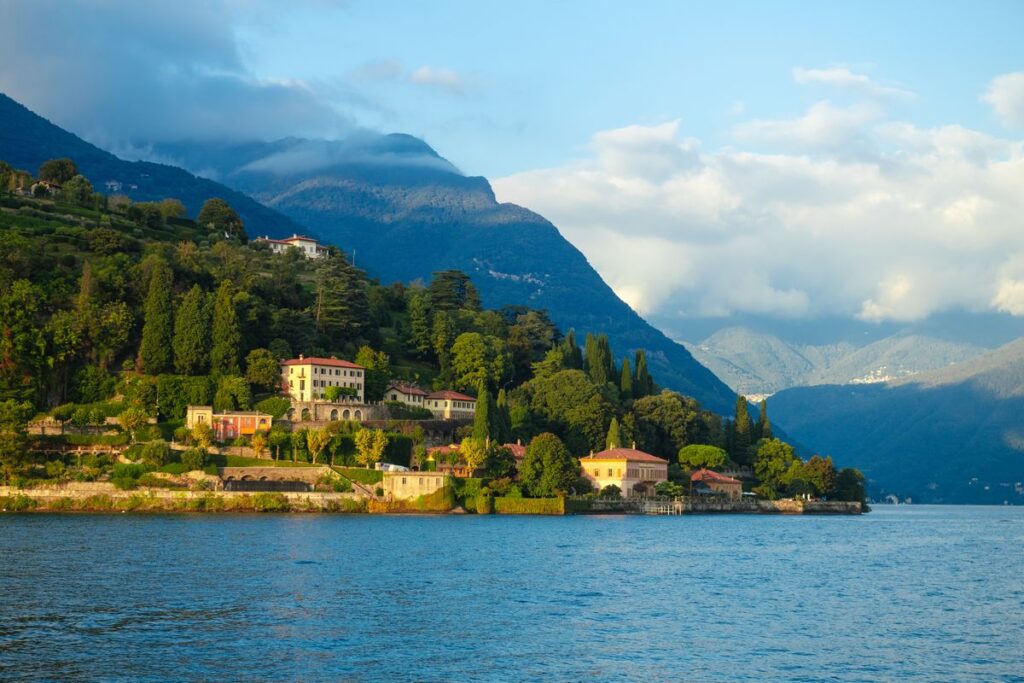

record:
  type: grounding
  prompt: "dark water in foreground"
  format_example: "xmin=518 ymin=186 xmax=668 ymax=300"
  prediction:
xmin=1 ymin=507 xmax=1022 ymax=682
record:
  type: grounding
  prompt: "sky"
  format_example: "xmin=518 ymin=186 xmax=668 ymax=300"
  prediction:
xmin=1 ymin=0 xmax=1023 ymax=341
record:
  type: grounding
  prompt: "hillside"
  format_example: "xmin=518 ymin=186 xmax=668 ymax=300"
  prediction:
xmin=0 ymin=93 xmax=303 ymax=235
xmin=686 ymin=327 xmax=986 ymax=396
xmin=769 ymin=339 xmax=1024 ymax=504
xmin=152 ymin=137 xmax=738 ymax=413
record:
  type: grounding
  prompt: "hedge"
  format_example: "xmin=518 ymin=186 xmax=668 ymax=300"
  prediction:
xmin=334 ymin=467 xmax=383 ymax=484
xmin=493 ymin=497 xmax=565 ymax=515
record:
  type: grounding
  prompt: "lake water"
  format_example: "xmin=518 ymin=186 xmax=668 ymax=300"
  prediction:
xmin=1 ymin=506 xmax=1022 ymax=682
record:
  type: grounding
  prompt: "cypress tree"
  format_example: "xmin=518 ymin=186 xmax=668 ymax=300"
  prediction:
xmin=495 ymin=388 xmax=512 ymax=443
xmin=619 ymin=358 xmax=633 ymax=400
xmin=473 ymin=388 xmax=492 ymax=442
xmin=210 ymin=280 xmax=242 ymax=376
xmin=758 ymin=399 xmax=772 ymax=441
xmin=733 ymin=397 xmax=752 ymax=462
xmin=606 ymin=416 xmax=622 ymax=450
xmin=562 ymin=329 xmax=582 ymax=369
xmin=140 ymin=260 xmax=174 ymax=374
xmin=584 ymin=333 xmax=613 ymax=386
xmin=633 ymin=349 xmax=653 ymax=398
xmin=173 ymin=285 xmax=210 ymax=375
xmin=407 ymin=291 xmax=432 ymax=356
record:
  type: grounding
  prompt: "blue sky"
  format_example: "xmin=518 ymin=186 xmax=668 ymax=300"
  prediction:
xmin=232 ymin=0 xmax=1024 ymax=176
xmin=1 ymin=0 xmax=1022 ymax=336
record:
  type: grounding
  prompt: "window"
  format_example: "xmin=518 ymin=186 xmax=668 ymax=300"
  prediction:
xmin=607 ymin=468 xmax=613 ymax=477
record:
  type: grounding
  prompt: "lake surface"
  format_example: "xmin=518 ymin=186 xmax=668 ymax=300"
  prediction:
xmin=1 ymin=506 xmax=1022 ymax=682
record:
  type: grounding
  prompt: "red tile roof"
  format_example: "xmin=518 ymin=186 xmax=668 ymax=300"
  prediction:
xmin=691 ymin=469 xmax=741 ymax=484
xmin=427 ymin=390 xmax=476 ymax=401
xmin=503 ymin=442 xmax=526 ymax=459
xmin=282 ymin=356 xmax=363 ymax=369
xmin=387 ymin=383 xmax=428 ymax=396
xmin=580 ymin=448 xmax=668 ymax=464
xmin=427 ymin=444 xmax=460 ymax=456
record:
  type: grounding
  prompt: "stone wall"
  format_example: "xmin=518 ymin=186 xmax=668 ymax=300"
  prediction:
xmin=218 ymin=466 xmax=333 ymax=484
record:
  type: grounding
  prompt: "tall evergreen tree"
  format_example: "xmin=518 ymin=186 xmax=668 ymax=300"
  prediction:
xmin=210 ymin=281 xmax=242 ymax=376
xmin=139 ymin=260 xmax=173 ymax=374
xmin=733 ymin=396 xmax=753 ymax=463
xmin=562 ymin=329 xmax=583 ymax=369
xmin=633 ymin=349 xmax=654 ymax=398
xmin=584 ymin=333 xmax=614 ymax=386
xmin=173 ymin=285 xmax=210 ymax=375
xmin=619 ymin=358 xmax=633 ymax=400
xmin=406 ymin=290 xmax=432 ymax=356
xmin=312 ymin=255 xmax=369 ymax=341
xmin=606 ymin=416 xmax=622 ymax=449
xmin=495 ymin=388 xmax=512 ymax=443
xmin=473 ymin=388 xmax=492 ymax=442
xmin=757 ymin=399 xmax=773 ymax=441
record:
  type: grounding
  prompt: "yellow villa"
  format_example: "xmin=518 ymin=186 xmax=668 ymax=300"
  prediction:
xmin=425 ymin=390 xmax=476 ymax=420
xmin=281 ymin=355 xmax=365 ymax=403
xmin=579 ymin=446 xmax=669 ymax=497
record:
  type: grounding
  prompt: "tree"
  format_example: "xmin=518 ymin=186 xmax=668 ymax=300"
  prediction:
xmin=245 ymin=348 xmax=281 ymax=392
xmin=61 ymin=175 xmax=94 ymax=206
xmin=306 ymin=428 xmax=332 ymax=464
xmin=485 ymin=444 xmax=517 ymax=479
xmin=268 ymin=426 xmax=290 ymax=460
xmin=0 ymin=280 xmax=48 ymax=402
xmin=173 ymin=285 xmax=210 ymax=375
xmin=472 ymin=388 xmax=493 ymax=442
xmin=460 ymin=437 xmax=488 ymax=473
xmin=832 ymin=468 xmax=866 ymax=503
xmin=494 ymin=388 xmax=513 ymax=443
xmin=119 ymin=407 xmax=149 ymax=442
xmin=290 ymin=429 xmax=308 ymax=462
xmin=354 ymin=346 xmax=391 ymax=401
xmin=355 ymin=428 xmax=388 ymax=467
xmin=756 ymin=399 xmax=773 ymax=441
xmin=678 ymin=444 xmax=728 ymax=471
xmin=197 ymin=198 xmax=246 ymax=240
xmin=406 ymin=290 xmax=433 ymax=356
xmin=140 ymin=439 xmax=170 ymax=467
xmin=633 ymin=350 xmax=654 ymax=398
xmin=450 ymin=332 xmax=510 ymax=392
xmin=213 ymin=376 xmax=251 ymax=412
xmin=529 ymin=369 xmax=614 ymax=455
xmin=191 ymin=422 xmax=213 ymax=449
xmin=599 ymin=484 xmax=622 ymax=498
xmin=631 ymin=391 xmax=707 ymax=459
xmin=157 ymin=198 xmax=186 ymax=219
xmin=250 ymin=431 xmax=268 ymax=459
xmin=312 ymin=255 xmax=369 ymax=341
xmin=583 ymin=333 xmax=615 ymax=387
xmin=803 ymin=455 xmax=836 ymax=496
xmin=39 ymin=158 xmax=77 ymax=184
xmin=519 ymin=432 xmax=578 ymax=497
xmin=428 ymin=270 xmax=477 ymax=311
xmin=431 ymin=310 xmax=456 ymax=384
xmin=0 ymin=399 xmax=33 ymax=480
xmin=619 ymin=358 xmax=633 ymax=401
xmin=140 ymin=260 xmax=174 ymax=374
xmin=606 ymin=416 xmax=623 ymax=449
xmin=210 ymin=280 xmax=242 ymax=376
xmin=732 ymin=396 xmax=753 ymax=464
xmin=754 ymin=438 xmax=798 ymax=499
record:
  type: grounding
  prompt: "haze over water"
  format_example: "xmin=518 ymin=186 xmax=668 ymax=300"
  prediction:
xmin=2 ymin=507 xmax=1022 ymax=682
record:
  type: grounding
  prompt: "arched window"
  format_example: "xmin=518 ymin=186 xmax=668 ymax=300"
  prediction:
xmin=301 ymin=408 xmax=311 ymax=421
xmin=343 ymin=409 xmax=350 ymax=420
xmin=330 ymin=409 xmax=339 ymax=421
xmin=354 ymin=410 xmax=362 ymax=420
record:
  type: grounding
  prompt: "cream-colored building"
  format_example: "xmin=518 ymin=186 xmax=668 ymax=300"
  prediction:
xmin=579 ymin=447 xmax=669 ymax=497
xmin=255 ymin=234 xmax=329 ymax=259
xmin=282 ymin=355 xmax=365 ymax=403
xmin=385 ymin=383 xmax=428 ymax=408
xmin=381 ymin=471 xmax=452 ymax=500
xmin=425 ymin=390 xmax=476 ymax=420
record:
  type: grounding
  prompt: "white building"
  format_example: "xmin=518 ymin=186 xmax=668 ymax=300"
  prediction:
xmin=282 ymin=355 xmax=365 ymax=403
xmin=385 ymin=383 xmax=428 ymax=408
xmin=256 ymin=234 xmax=330 ymax=259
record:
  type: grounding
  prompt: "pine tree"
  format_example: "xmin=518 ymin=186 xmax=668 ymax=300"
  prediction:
xmin=758 ymin=399 xmax=772 ymax=441
xmin=407 ymin=291 xmax=432 ymax=356
xmin=633 ymin=349 xmax=654 ymax=398
xmin=313 ymin=255 xmax=369 ymax=340
xmin=472 ymin=388 xmax=492 ymax=442
xmin=619 ymin=358 xmax=633 ymax=400
xmin=584 ymin=333 xmax=613 ymax=386
xmin=562 ymin=329 xmax=583 ymax=369
xmin=210 ymin=280 xmax=241 ymax=376
xmin=140 ymin=260 xmax=173 ymax=374
xmin=606 ymin=416 xmax=622 ymax=449
xmin=173 ymin=285 xmax=210 ymax=375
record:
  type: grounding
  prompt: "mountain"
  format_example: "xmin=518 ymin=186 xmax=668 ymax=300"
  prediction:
xmin=151 ymin=136 xmax=738 ymax=413
xmin=0 ymin=93 xmax=303 ymax=235
xmin=769 ymin=338 xmax=1024 ymax=504
xmin=685 ymin=327 xmax=987 ymax=396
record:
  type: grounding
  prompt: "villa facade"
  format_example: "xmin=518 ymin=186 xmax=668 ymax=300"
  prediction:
xmin=185 ymin=406 xmax=272 ymax=442
xmin=385 ymin=382 xmax=428 ymax=408
xmin=579 ymin=447 xmax=669 ymax=497
xmin=282 ymin=355 xmax=365 ymax=403
xmin=425 ymin=390 xmax=476 ymax=419
xmin=255 ymin=234 xmax=329 ymax=259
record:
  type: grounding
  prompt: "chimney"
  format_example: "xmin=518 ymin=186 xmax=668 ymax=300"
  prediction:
xmin=516 ymin=438 xmax=521 ymax=446
xmin=632 ymin=441 xmax=637 ymax=449
xmin=298 ymin=353 xmax=304 ymax=360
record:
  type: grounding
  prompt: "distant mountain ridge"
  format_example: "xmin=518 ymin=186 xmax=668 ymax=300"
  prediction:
xmin=0 ymin=93 xmax=303 ymax=235
xmin=685 ymin=326 xmax=987 ymax=396
xmin=769 ymin=338 xmax=1024 ymax=504
xmin=153 ymin=136 xmax=737 ymax=413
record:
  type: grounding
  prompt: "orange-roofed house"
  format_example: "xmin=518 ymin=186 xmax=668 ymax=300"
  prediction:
xmin=691 ymin=469 xmax=743 ymax=500
xmin=426 ymin=390 xmax=476 ymax=420
xmin=281 ymin=355 xmax=365 ymax=403
xmin=579 ymin=446 xmax=669 ymax=497
xmin=385 ymin=383 xmax=429 ymax=409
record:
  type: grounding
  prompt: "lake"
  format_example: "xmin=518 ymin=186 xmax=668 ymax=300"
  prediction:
xmin=1 ymin=506 xmax=1022 ymax=682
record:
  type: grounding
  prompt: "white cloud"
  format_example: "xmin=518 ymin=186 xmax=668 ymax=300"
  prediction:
xmin=350 ymin=60 xmax=470 ymax=94
xmin=793 ymin=66 xmax=915 ymax=100
xmin=982 ymin=72 xmax=1024 ymax=129
xmin=409 ymin=66 xmax=467 ymax=92
xmin=494 ymin=105 xmax=1024 ymax=324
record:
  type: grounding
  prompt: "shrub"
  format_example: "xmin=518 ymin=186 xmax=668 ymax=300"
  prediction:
xmin=254 ymin=396 xmax=292 ymax=419
xmin=111 ymin=476 xmax=138 ymax=490
xmin=599 ymin=485 xmax=622 ymax=498
xmin=159 ymin=462 xmax=190 ymax=475
xmin=137 ymin=473 xmax=184 ymax=489
xmin=181 ymin=447 xmax=207 ymax=471
xmin=475 ymin=488 xmax=493 ymax=515
xmin=112 ymin=462 xmax=149 ymax=479
xmin=0 ymin=494 xmax=39 ymax=511
xmin=493 ymin=497 xmax=565 ymax=515
xmin=252 ymin=493 xmax=289 ymax=512
xmin=374 ymin=486 xmax=384 ymax=497
xmin=140 ymin=439 xmax=170 ymax=466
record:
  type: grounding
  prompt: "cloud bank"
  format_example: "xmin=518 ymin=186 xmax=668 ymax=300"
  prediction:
xmin=494 ymin=74 xmax=1024 ymax=324
xmin=0 ymin=1 xmax=353 ymax=147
